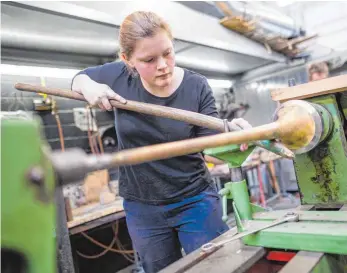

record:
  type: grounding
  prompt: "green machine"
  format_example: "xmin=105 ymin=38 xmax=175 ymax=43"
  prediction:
xmin=2 ymin=76 xmax=347 ymax=273
xmin=196 ymin=96 xmax=347 ymax=271
xmin=2 ymin=114 xmax=57 ymax=273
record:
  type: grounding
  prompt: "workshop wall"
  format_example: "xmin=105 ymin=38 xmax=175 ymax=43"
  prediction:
xmin=1 ymin=74 xmax=115 ymax=152
xmin=233 ymin=66 xmax=308 ymax=126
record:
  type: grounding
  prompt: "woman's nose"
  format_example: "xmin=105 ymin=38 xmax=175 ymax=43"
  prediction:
xmin=157 ymin=57 xmax=167 ymax=70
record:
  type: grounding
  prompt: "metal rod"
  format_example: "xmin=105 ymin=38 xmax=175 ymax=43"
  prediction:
xmin=15 ymin=83 xmax=294 ymax=158
xmin=52 ymin=100 xmax=317 ymax=185
xmin=52 ymin=122 xmax=280 ymax=184
xmin=108 ymin=123 xmax=280 ymax=167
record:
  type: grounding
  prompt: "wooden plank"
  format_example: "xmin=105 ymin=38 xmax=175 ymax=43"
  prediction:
xmin=296 ymin=205 xmax=315 ymax=211
xmin=279 ymin=251 xmax=324 ymax=273
xmin=184 ymin=243 xmax=264 ymax=273
xmin=64 ymin=197 xmax=73 ymax=222
xmin=69 ymin=210 xmax=125 ymax=235
xmin=271 ymin=74 xmax=347 ymax=102
xmin=67 ymin=198 xmax=124 ymax=228
xmin=160 ymin=227 xmax=265 ymax=273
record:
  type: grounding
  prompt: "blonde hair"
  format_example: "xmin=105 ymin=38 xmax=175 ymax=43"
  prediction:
xmin=119 ymin=11 xmax=173 ymax=64
xmin=309 ymin=62 xmax=329 ymax=80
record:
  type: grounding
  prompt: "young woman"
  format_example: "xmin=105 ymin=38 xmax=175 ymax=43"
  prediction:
xmin=72 ymin=11 xmax=251 ymax=273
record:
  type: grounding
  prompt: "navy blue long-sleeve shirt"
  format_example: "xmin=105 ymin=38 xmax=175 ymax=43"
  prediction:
xmin=75 ymin=61 xmax=219 ymax=205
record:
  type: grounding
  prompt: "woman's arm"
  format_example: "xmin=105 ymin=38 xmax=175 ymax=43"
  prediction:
xmin=71 ymin=63 xmax=126 ymax=110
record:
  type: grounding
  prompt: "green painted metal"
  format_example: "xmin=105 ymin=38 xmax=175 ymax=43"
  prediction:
xmin=294 ymin=95 xmax=347 ymax=206
xmin=1 ymin=118 xmax=56 ymax=273
xmin=252 ymin=210 xmax=347 ymax=222
xmin=242 ymin=220 xmax=347 ymax=255
xmin=204 ymin=144 xmax=254 ymax=168
xmin=314 ymin=103 xmax=333 ymax=143
xmin=230 ymin=180 xmax=253 ymax=221
xmin=219 ymin=183 xmax=233 ymax=222
xmin=251 ymin=203 xmax=267 ymax=213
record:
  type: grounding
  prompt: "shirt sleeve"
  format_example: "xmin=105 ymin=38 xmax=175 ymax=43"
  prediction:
xmin=71 ymin=61 xmax=126 ymax=89
xmin=195 ymin=78 xmax=220 ymax=137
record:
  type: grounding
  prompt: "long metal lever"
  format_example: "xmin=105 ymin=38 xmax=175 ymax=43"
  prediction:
xmin=201 ymin=212 xmax=299 ymax=253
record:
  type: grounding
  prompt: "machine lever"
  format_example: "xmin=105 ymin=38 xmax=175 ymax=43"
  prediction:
xmin=201 ymin=212 xmax=299 ymax=253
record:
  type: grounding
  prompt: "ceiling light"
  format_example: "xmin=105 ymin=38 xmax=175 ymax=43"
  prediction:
xmin=1 ymin=64 xmax=234 ymax=90
xmin=251 ymin=82 xmax=259 ymax=89
xmin=276 ymin=1 xmax=296 ymax=7
xmin=1 ymin=64 xmax=80 ymax=79
xmin=207 ymin=79 xmax=233 ymax=89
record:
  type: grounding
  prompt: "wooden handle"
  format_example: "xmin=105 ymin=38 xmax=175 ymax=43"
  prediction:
xmin=108 ymin=102 xmax=317 ymax=167
xmin=109 ymin=123 xmax=280 ymax=167
xmin=15 ymin=83 xmax=294 ymax=158
xmin=15 ymin=83 xmax=225 ymax=131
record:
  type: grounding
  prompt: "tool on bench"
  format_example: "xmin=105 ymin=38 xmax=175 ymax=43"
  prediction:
xmin=14 ymin=83 xmax=294 ymax=159
xmin=201 ymin=212 xmax=299 ymax=253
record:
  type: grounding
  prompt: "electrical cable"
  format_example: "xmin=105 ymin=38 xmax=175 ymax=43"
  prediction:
xmin=76 ymin=222 xmax=119 ymax=259
xmin=76 ymin=220 xmax=120 ymax=259
xmin=89 ymin=107 xmax=104 ymax=154
xmin=55 ymin=113 xmax=65 ymax=151
xmin=112 ymin=225 xmax=135 ymax=263
xmin=86 ymin=105 xmax=97 ymax=154
xmin=80 ymin=105 xmax=134 ymax=261
xmin=79 ymin=229 xmax=134 ymax=254
xmin=76 ymin=221 xmax=135 ymax=260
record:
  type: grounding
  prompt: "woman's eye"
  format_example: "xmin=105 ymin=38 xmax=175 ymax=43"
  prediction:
xmin=164 ymin=51 xmax=171 ymax=56
xmin=144 ymin=58 xmax=154 ymax=63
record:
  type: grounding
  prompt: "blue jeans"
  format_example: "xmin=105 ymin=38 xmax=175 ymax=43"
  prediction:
xmin=123 ymin=186 xmax=229 ymax=273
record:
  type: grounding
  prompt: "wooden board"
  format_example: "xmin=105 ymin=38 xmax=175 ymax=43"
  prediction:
xmin=160 ymin=227 xmax=265 ymax=273
xmin=67 ymin=198 xmax=124 ymax=229
xmin=69 ymin=210 xmax=125 ymax=235
xmin=278 ymin=251 xmax=325 ymax=273
xmin=184 ymin=243 xmax=264 ymax=273
xmin=271 ymin=74 xmax=347 ymax=102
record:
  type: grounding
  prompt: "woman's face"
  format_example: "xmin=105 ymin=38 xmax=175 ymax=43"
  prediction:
xmin=127 ymin=30 xmax=175 ymax=88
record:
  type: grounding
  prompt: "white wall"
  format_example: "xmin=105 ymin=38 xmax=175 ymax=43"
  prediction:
xmin=285 ymin=2 xmax=347 ymax=59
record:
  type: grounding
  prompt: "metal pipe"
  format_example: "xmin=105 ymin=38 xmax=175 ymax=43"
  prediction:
xmin=1 ymin=29 xmax=119 ymax=56
xmin=51 ymin=99 xmax=322 ymax=184
xmin=52 ymin=122 xmax=280 ymax=184
xmin=15 ymin=83 xmax=294 ymax=158
xmin=231 ymin=180 xmax=253 ymax=221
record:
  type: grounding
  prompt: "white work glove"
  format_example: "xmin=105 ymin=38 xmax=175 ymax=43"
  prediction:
xmin=72 ymin=74 xmax=126 ymax=111
xmin=228 ymin=118 xmax=253 ymax=151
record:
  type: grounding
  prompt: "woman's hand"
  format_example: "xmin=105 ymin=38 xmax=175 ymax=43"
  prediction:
xmin=228 ymin=118 xmax=253 ymax=151
xmin=72 ymin=74 xmax=126 ymax=110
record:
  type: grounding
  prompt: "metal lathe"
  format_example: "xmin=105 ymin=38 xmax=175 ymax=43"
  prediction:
xmin=2 ymin=75 xmax=347 ymax=273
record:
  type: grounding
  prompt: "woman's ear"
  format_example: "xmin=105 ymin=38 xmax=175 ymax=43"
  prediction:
xmin=120 ymin=53 xmax=134 ymax=68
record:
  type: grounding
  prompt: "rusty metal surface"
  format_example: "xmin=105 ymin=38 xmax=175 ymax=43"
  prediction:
xmin=160 ymin=227 xmax=265 ymax=273
xmin=294 ymin=95 xmax=347 ymax=206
